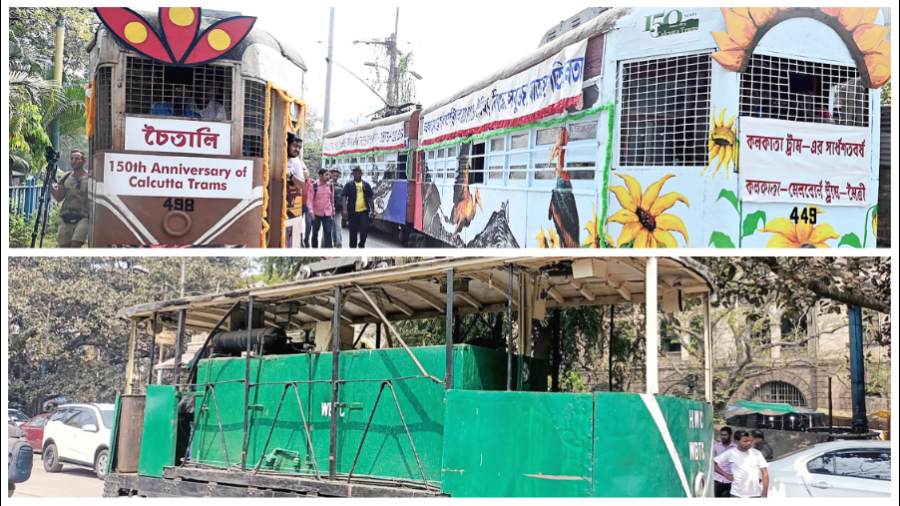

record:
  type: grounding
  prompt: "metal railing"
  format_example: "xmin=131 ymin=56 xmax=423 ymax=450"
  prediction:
xmin=9 ymin=180 xmax=40 ymax=218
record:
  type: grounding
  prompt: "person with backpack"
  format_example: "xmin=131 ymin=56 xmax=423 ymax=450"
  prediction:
xmin=342 ymin=166 xmax=374 ymax=248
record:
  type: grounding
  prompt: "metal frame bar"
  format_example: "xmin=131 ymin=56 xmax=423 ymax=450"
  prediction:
xmin=172 ymin=309 xmax=187 ymax=386
xmin=187 ymin=301 xmax=242 ymax=385
xmin=645 ymin=258 xmax=659 ymax=395
xmin=445 ymin=268 xmax=454 ymax=390
xmin=241 ymin=297 xmax=255 ymax=470
xmin=702 ymin=294 xmax=713 ymax=403
xmin=506 ymin=264 xmax=514 ymax=391
xmin=252 ymin=382 xmax=321 ymax=479
xmin=184 ymin=384 xmax=232 ymax=467
xmin=147 ymin=313 xmax=158 ymax=386
xmin=329 ymin=286 xmax=341 ymax=479
xmin=346 ymin=381 xmax=431 ymax=490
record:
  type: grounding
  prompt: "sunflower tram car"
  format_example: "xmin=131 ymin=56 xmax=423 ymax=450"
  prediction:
xmin=326 ymin=7 xmax=888 ymax=248
xmin=105 ymin=257 xmax=717 ymax=497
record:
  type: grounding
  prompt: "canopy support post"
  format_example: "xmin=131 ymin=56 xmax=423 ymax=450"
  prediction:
xmin=506 ymin=264 xmax=514 ymax=391
xmin=147 ymin=312 xmax=158 ymax=386
xmin=172 ymin=309 xmax=187 ymax=386
xmin=329 ymin=286 xmax=342 ymax=479
xmin=703 ymin=294 xmax=713 ymax=403
xmin=645 ymin=258 xmax=659 ymax=395
xmin=125 ymin=318 xmax=138 ymax=394
xmin=445 ymin=268 xmax=455 ymax=390
xmin=241 ymin=297 xmax=255 ymax=470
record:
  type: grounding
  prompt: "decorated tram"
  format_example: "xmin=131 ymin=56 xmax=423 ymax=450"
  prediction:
xmin=105 ymin=257 xmax=716 ymax=497
xmin=326 ymin=7 xmax=889 ymax=248
xmin=86 ymin=7 xmax=306 ymax=247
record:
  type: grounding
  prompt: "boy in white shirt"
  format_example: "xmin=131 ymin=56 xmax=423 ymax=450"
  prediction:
xmin=714 ymin=430 xmax=769 ymax=498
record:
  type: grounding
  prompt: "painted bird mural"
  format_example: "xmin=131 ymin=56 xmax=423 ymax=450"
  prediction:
xmin=451 ymin=163 xmax=483 ymax=236
xmin=548 ymin=127 xmax=580 ymax=247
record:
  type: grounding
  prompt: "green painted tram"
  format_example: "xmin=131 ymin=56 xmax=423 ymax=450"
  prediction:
xmin=105 ymin=257 xmax=715 ymax=497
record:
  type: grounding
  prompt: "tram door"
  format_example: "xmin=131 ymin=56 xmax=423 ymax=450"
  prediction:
xmin=265 ymin=91 xmax=290 ymax=248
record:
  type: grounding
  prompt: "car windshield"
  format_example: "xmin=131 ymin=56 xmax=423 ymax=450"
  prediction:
xmin=9 ymin=411 xmax=28 ymax=422
xmin=100 ymin=408 xmax=115 ymax=428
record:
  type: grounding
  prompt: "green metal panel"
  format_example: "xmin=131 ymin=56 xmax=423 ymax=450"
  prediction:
xmin=138 ymin=385 xmax=179 ymax=478
xmin=592 ymin=392 xmax=712 ymax=497
xmin=107 ymin=394 xmax=122 ymax=475
xmin=440 ymin=390 xmax=594 ymax=497
xmin=189 ymin=345 xmax=524 ymax=484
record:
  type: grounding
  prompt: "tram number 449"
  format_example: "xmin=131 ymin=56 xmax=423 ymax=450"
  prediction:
xmin=789 ymin=206 xmax=817 ymax=225
xmin=163 ymin=198 xmax=195 ymax=213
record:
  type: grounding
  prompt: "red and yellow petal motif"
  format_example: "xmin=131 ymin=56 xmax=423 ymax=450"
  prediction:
xmin=748 ymin=8 xmax=780 ymax=27
xmin=808 ymin=223 xmax=839 ymax=246
xmin=640 ymin=173 xmax=675 ymax=210
xmin=183 ymin=16 xmax=256 ymax=65
xmin=95 ymin=8 xmax=173 ymax=63
xmin=853 ymin=24 xmax=889 ymax=53
xmin=722 ymin=8 xmax=757 ymax=47
xmin=865 ymin=50 xmax=891 ymax=89
xmin=837 ymin=8 xmax=868 ymax=31
xmin=655 ymin=213 xmax=689 ymax=245
xmin=712 ymin=31 xmax=743 ymax=52
xmin=711 ymin=49 xmax=746 ymax=71
xmin=649 ymin=192 xmax=690 ymax=217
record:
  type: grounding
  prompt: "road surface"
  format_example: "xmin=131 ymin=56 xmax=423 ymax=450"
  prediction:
xmin=13 ymin=455 xmax=103 ymax=497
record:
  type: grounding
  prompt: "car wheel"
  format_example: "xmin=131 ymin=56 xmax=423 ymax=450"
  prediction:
xmin=43 ymin=443 xmax=62 ymax=472
xmin=94 ymin=448 xmax=109 ymax=479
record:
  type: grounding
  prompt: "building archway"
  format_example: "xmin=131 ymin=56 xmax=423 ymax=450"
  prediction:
xmin=731 ymin=370 xmax=814 ymax=408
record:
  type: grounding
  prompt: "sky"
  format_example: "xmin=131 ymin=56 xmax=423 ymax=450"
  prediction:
xmin=99 ymin=0 xmax=602 ymax=131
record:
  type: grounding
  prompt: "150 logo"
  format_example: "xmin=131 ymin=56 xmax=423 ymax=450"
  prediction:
xmin=644 ymin=10 xmax=700 ymax=38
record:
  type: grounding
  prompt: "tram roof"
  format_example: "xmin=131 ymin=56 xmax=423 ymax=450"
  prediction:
xmin=118 ymin=256 xmax=714 ymax=331
xmin=89 ymin=9 xmax=307 ymax=71
xmin=324 ymin=109 xmax=417 ymax=139
xmin=420 ymin=7 xmax=629 ymax=117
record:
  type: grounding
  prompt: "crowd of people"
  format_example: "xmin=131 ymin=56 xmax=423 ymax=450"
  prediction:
xmin=713 ymin=426 xmax=775 ymax=498
xmin=286 ymin=133 xmax=374 ymax=249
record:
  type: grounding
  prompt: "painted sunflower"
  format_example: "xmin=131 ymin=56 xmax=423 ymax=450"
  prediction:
xmin=706 ymin=108 xmax=737 ymax=178
xmin=582 ymin=206 xmax=601 ymax=248
xmin=607 ymin=174 xmax=690 ymax=248
xmin=759 ymin=213 xmax=839 ymax=248
xmin=536 ymin=225 xmax=560 ymax=248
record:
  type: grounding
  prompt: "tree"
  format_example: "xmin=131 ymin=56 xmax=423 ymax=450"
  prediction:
xmin=7 ymin=257 xmax=249 ymax=412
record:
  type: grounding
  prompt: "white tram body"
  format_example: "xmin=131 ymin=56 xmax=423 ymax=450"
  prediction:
xmin=330 ymin=7 xmax=888 ymax=249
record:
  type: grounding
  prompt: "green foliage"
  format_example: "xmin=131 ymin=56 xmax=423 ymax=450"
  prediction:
xmin=708 ymin=231 xmax=736 ymax=248
xmin=7 ymin=258 xmax=250 ymax=412
xmin=837 ymin=232 xmax=862 ymax=248
xmin=716 ymin=189 xmax=740 ymax=215
xmin=741 ymin=210 xmax=766 ymax=239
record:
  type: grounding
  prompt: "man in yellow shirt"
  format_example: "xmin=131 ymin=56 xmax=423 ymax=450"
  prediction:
xmin=342 ymin=166 xmax=374 ymax=248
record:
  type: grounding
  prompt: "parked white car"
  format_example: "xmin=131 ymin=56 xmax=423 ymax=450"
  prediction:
xmin=768 ymin=440 xmax=890 ymax=497
xmin=41 ymin=403 xmax=115 ymax=479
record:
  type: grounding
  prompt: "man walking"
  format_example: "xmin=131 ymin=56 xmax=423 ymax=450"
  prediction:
xmin=752 ymin=430 xmax=775 ymax=461
xmin=307 ymin=169 xmax=335 ymax=248
xmin=342 ymin=166 xmax=373 ymax=248
xmin=714 ymin=426 xmax=735 ymax=497
xmin=51 ymin=149 xmax=91 ymax=248
xmin=330 ymin=168 xmax=344 ymax=248
xmin=714 ymin=430 xmax=769 ymax=498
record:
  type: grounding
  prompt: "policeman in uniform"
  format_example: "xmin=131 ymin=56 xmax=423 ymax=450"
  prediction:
xmin=51 ymin=149 xmax=91 ymax=248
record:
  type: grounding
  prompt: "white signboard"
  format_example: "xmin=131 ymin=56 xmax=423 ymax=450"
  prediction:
xmin=740 ymin=117 xmax=871 ymax=206
xmin=125 ymin=116 xmax=231 ymax=156
xmin=103 ymin=152 xmax=253 ymax=199
xmin=323 ymin=120 xmax=407 ymax=157
xmin=421 ymin=39 xmax=588 ymax=145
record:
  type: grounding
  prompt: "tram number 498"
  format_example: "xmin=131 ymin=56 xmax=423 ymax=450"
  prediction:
xmin=163 ymin=198 xmax=195 ymax=213
xmin=789 ymin=206 xmax=817 ymax=225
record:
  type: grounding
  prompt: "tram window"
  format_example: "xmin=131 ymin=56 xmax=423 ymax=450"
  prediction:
xmin=565 ymin=144 xmax=596 ymax=180
xmin=469 ymin=143 xmax=486 ymax=184
xmin=535 ymin=128 xmax=557 ymax=146
xmin=510 ymin=132 xmax=529 ymax=150
xmin=508 ymin=152 xmax=529 ymax=181
xmin=568 ymin=121 xmax=598 ymax=141
xmin=489 ymin=136 xmax=506 ymax=152
xmin=618 ymin=54 xmax=711 ymax=167
xmin=125 ymin=57 xmax=232 ymax=121
xmin=93 ymin=66 xmax=113 ymax=152
xmin=242 ymin=79 xmax=266 ymax=157
xmin=488 ymin=154 xmax=505 ymax=182
xmin=740 ymin=53 xmax=868 ymax=127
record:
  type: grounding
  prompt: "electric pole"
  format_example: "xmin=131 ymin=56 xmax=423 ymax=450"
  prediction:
xmin=387 ymin=7 xmax=399 ymax=107
xmin=323 ymin=7 xmax=335 ymax=133
xmin=50 ymin=12 xmax=66 ymax=150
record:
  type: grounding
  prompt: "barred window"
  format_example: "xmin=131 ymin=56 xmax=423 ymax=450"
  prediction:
xmin=125 ymin=56 xmax=232 ymax=120
xmin=92 ymin=66 xmax=113 ymax=151
xmin=619 ymin=54 xmax=711 ymax=167
xmin=740 ymin=54 xmax=868 ymax=127
xmin=243 ymin=79 xmax=267 ymax=157
xmin=752 ymin=381 xmax=806 ymax=406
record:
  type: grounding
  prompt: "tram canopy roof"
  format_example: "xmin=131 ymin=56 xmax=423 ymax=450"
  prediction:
xmin=324 ymin=109 xmax=415 ymax=139
xmin=118 ymin=257 xmax=713 ymax=332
